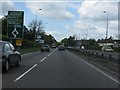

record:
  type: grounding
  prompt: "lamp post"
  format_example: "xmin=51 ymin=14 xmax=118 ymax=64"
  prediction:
xmin=34 ymin=8 xmax=42 ymax=47
xmin=103 ymin=11 xmax=108 ymax=46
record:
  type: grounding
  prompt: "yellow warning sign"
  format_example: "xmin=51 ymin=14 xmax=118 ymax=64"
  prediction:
xmin=16 ymin=39 xmax=22 ymax=46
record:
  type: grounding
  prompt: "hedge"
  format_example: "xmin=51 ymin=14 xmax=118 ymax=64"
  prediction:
xmin=1 ymin=35 xmax=41 ymax=48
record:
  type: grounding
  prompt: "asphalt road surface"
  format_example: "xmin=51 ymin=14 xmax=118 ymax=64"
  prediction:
xmin=2 ymin=48 xmax=119 ymax=88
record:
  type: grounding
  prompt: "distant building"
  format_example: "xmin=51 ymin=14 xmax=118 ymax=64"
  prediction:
xmin=97 ymin=39 xmax=120 ymax=47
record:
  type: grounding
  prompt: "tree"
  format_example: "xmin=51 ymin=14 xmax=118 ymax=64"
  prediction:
xmin=108 ymin=36 xmax=113 ymax=40
xmin=44 ymin=34 xmax=57 ymax=45
xmin=36 ymin=20 xmax=44 ymax=35
xmin=67 ymin=36 xmax=76 ymax=46
xmin=28 ymin=20 xmax=45 ymax=41
xmin=88 ymin=38 xmax=96 ymax=46
xmin=61 ymin=38 xmax=68 ymax=46
xmin=23 ymin=25 xmax=29 ymax=39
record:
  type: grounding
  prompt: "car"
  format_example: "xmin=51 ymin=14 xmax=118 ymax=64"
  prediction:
xmin=41 ymin=45 xmax=50 ymax=52
xmin=81 ymin=46 xmax=85 ymax=50
xmin=58 ymin=45 xmax=65 ymax=51
xmin=101 ymin=46 xmax=114 ymax=52
xmin=0 ymin=41 xmax=21 ymax=72
xmin=51 ymin=45 xmax=56 ymax=48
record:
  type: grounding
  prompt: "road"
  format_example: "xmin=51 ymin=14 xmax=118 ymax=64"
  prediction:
xmin=2 ymin=48 xmax=119 ymax=88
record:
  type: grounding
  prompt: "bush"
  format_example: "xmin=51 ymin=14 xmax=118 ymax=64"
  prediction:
xmin=1 ymin=35 xmax=10 ymax=41
xmin=88 ymin=45 xmax=102 ymax=50
xmin=1 ymin=35 xmax=39 ymax=49
xmin=21 ymin=39 xmax=34 ymax=48
xmin=113 ymin=47 xmax=120 ymax=52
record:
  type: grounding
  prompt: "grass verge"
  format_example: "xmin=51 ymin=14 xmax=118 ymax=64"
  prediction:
xmin=19 ymin=47 xmax=41 ymax=55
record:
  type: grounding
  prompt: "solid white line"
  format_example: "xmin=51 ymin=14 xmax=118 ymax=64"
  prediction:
xmin=67 ymin=51 xmax=120 ymax=85
xmin=40 ymin=57 xmax=47 ymax=62
xmin=79 ymin=57 xmax=120 ymax=84
xmin=14 ymin=64 xmax=37 ymax=82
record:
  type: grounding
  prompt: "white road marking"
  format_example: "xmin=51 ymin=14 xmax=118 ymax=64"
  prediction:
xmin=67 ymin=51 xmax=120 ymax=85
xmin=40 ymin=57 xmax=46 ymax=62
xmin=14 ymin=49 xmax=57 ymax=82
xmin=14 ymin=64 xmax=37 ymax=82
xmin=47 ymin=48 xmax=56 ymax=57
xmin=48 ymin=54 xmax=50 ymax=56
xmin=80 ymin=58 xmax=120 ymax=84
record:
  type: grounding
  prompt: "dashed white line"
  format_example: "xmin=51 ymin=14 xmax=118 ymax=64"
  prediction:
xmin=40 ymin=57 xmax=47 ymax=62
xmin=48 ymin=54 xmax=50 ymax=56
xmin=14 ymin=49 xmax=57 ymax=82
xmin=14 ymin=64 xmax=37 ymax=82
xmin=47 ymin=49 xmax=57 ymax=57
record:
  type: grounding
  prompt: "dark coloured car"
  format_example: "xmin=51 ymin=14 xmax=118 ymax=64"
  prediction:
xmin=0 ymin=41 xmax=21 ymax=72
xmin=58 ymin=45 xmax=65 ymax=51
xmin=41 ymin=45 xmax=50 ymax=52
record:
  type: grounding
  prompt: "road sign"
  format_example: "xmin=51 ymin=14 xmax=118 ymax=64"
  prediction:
xmin=16 ymin=39 xmax=22 ymax=46
xmin=7 ymin=11 xmax=24 ymax=39
xmin=37 ymin=35 xmax=41 ymax=39
xmin=38 ymin=39 xmax=44 ymax=44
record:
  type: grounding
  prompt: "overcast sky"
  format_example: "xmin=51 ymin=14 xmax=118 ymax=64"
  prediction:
xmin=1 ymin=0 xmax=119 ymax=41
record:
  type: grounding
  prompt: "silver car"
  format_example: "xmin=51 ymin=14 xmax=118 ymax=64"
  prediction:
xmin=0 ymin=41 xmax=21 ymax=72
xmin=41 ymin=45 xmax=50 ymax=52
xmin=101 ymin=46 xmax=114 ymax=52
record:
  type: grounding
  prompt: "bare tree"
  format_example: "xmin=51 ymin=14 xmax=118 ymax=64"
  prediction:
xmin=28 ymin=20 xmax=38 ymax=35
xmin=28 ymin=19 xmax=45 ymax=41
xmin=36 ymin=20 xmax=45 ymax=35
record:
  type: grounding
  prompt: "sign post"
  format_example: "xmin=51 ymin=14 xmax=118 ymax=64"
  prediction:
xmin=7 ymin=11 xmax=24 ymax=39
xmin=7 ymin=11 xmax=24 ymax=46
xmin=16 ymin=39 xmax=22 ymax=46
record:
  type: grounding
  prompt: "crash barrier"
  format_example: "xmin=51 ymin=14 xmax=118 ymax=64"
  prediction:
xmin=67 ymin=47 xmax=119 ymax=63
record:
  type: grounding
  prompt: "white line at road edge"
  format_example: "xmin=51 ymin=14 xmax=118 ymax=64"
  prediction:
xmin=40 ymin=57 xmax=46 ymax=62
xmin=14 ymin=64 xmax=37 ymax=82
xmin=67 ymin=51 xmax=120 ymax=85
xmin=80 ymin=58 xmax=120 ymax=84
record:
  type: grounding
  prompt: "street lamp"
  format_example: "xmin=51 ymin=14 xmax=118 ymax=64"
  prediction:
xmin=103 ymin=11 xmax=108 ymax=46
xmin=36 ymin=9 xmax=42 ymax=23
xmin=34 ymin=8 xmax=42 ymax=47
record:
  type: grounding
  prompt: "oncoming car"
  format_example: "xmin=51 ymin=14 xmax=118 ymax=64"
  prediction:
xmin=0 ymin=41 xmax=21 ymax=72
